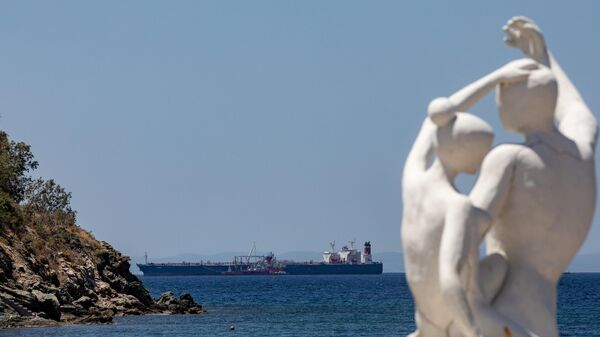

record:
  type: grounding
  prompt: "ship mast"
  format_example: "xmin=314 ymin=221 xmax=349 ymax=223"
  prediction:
xmin=247 ymin=241 xmax=256 ymax=264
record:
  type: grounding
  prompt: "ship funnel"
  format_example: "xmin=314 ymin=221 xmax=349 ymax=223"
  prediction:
xmin=361 ymin=241 xmax=372 ymax=264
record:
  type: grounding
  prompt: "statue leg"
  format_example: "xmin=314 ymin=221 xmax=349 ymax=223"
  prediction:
xmin=479 ymin=252 xmax=508 ymax=303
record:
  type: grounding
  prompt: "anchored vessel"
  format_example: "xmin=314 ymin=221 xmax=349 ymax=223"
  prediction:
xmin=137 ymin=241 xmax=383 ymax=276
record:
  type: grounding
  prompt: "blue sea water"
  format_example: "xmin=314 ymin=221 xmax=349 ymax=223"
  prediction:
xmin=1 ymin=273 xmax=598 ymax=337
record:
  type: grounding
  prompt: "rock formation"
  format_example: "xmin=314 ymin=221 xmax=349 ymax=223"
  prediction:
xmin=0 ymin=220 xmax=204 ymax=328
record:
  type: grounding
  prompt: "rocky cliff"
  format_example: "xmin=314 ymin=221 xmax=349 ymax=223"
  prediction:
xmin=0 ymin=130 xmax=204 ymax=328
xmin=0 ymin=219 xmax=204 ymax=328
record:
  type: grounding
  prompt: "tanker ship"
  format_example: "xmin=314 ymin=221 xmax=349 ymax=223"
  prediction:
xmin=137 ymin=241 xmax=383 ymax=276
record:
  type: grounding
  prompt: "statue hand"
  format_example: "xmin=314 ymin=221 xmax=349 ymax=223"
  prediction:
xmin=502 ymin=16 xmax=548 ymax=65
xmin=493 ymin=58 xmax=538 ymax=84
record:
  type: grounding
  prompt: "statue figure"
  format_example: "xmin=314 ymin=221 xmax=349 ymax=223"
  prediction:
xmin=402 ymin=16 xmax=596 ymax=337
xmin=400 ymin=107 xmax=495 ymax=336
xmin=402 ymin=61 xmax=537 ymax=337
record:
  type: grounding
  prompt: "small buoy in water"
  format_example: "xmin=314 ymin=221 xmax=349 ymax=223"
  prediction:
xmin=229 ymin=324 xmax=235 ymax=331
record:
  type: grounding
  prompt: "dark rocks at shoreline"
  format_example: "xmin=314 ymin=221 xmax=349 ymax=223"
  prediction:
xmin=0 ymin=222 xmax=205 ymax=329
xmin=31 ymin=290 xmax=61 ymax=321
xmin=0 ymin=287 xmax=205 ymax=329
xmin=1 ymin=268 xmax=205 ymax=328
xmin=155 ymin=291 xmax=204 ymax=314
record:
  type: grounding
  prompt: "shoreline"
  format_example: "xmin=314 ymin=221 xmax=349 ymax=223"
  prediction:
xmin=1 ymin=306 xmax=207 ymax=330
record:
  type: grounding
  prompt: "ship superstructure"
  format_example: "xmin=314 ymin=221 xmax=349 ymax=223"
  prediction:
xmin=137 ymin=241 xmax=383 ymax=276
xmin=282 ymin=241 xmax=381 ymax=275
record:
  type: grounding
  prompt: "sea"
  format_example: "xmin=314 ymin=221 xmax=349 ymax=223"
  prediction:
xmin=1 ymin=273 xmax=598 ymax=337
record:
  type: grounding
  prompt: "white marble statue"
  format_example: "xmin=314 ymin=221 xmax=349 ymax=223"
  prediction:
xmin=402 ymin=62 xmax=537 ymax=337
xmin=400 ymin=110 xmax=494 ymax=337
xmin=402 ymin=16 xmax=597 ymax=337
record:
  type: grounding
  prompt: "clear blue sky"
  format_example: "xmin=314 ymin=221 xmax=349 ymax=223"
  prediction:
xmin=1 ymin=1 xmax=599 ymax=258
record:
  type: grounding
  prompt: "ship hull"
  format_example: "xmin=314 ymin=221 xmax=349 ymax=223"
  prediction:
xmin=137 ymin=264 xmax=251 ymax=276
xmin=283 ymin=263 xmax=382 ymax=275
xmin=137 ymin=262 xmax=383 ymax=276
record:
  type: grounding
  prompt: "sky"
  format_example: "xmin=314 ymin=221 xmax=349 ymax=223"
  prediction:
xmin=0 ymin=1 xmax=599 ymax=260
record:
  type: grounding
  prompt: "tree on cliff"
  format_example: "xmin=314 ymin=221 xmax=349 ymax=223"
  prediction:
xmin=23 ymin=178 xmax=76 ymax=225
xmin=0 ymin=131 xmax=73 ymax=227
xmin=0 ymin=131 xmax=38 ymax=202
xmin=0 ymin=131 xmax=37 ymax=226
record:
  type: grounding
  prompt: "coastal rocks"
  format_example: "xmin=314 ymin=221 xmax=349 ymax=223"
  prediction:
xmin=124 ymin=280 xmax=153 ymax=307
xmin=73 ymin=296 xmax=94 ymax=309
xmin=155 ymin=291 xmax=204 ymax=314
xmin=60 ymin=269 xmax=88 ymax=300
xmin=0 ymin=221 xmax=205 ymax=329
xmin=57 ymin=259 xmax=97 ymax=301
xmin=0 ymin=294 xmax=33 ymax=317
xmin=59 ymin=304 xmax=88 ymax=317
xmin=0 ymin=285 xmax=37 ymax=311
xmin=31 ymin=290 xmax=61 ymax=321
xmin=95 ymin=242 xmax=153 ymax=307
xmin=0 ymin=314 xmax=61 ymax=329
xmin=110 ymin=294 xmax=146 ymax=313
xmin=67 ymin=306 xmax=114 ymax=325
xmin=156 ymin=291 xmax=178 ymax=306
xmin=94 ymin=281 xmax=114 ymax=297
xmin=56 ymin=287 xmax=74 ymax=305
xmin=0 ymin=286 xmax=61 ymax=321
xmin=179 ymin=293 xmax=203 ymax=313
xmin=179 ymin=293 xmax=196 ymax=307
xmin=0 ymin=246 xmax=13 ymax=282
xmin=74 ymin=313 xmax=113 ymax=325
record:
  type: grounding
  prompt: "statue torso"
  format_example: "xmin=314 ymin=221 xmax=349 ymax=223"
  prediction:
xmin=487 ymin=133 xmax=596 ymax=336
xmin=402 ymin=169 xmax=468 ymax=328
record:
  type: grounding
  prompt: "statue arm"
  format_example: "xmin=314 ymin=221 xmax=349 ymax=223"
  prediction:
xmin=439 ymin=201 xmax=484 ymax=337
xmin=502 ymin=16 xmax=597 ymax=159
xmin=428 ymin=61 xmax=532 ymax=127
xmin=427 ymin=72 xmax=499 ymax=127
xmin=469 ymin=145 xmax=518 ymax=220
xmin=403 ymin=118 xmax=436 ymax=179
xmin=549 ymin=52 xmax=598 ymax=159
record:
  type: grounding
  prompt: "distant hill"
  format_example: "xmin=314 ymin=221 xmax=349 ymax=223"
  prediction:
xmin=132 ymin=251 xmax=600 ymax=274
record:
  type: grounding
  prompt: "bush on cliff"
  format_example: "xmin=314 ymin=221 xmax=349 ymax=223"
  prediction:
xmin=23 ymin=178 xmax=76 ymax=226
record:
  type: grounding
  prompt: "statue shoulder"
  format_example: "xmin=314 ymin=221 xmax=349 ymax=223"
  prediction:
xmin=481 ymin=144 xmax=525 ymax=170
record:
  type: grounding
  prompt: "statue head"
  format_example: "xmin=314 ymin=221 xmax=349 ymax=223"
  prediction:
xmin=433 ymin=113 xmax=494 ymax=175
xmin=496 ymin=61 xmax=557 ymax=134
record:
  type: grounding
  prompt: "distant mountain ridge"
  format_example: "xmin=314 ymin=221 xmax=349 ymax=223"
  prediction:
xmin=131 ymin=251 xmax=600 ymax=274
